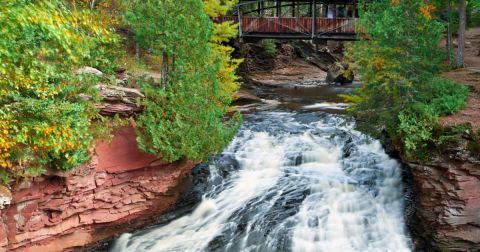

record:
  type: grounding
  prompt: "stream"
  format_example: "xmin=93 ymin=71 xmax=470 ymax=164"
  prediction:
xmin=110 ymin=83 xmax=412 ymax=252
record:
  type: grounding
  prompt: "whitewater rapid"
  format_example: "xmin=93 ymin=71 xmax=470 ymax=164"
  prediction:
xmin=112 ymin=111 xmax=412 ymax=252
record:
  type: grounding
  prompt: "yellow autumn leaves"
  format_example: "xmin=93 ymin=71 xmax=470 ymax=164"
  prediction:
xmin=0 ymin=117 xmax=14 ymax=169
xmin=204 ymin=0 xmax=242 ymax=102
xmin=391 ymin=0 xmax=436 ymax=21
xmin=419 ymin=4 xmax=436 ymax=20
xmin=0 ymin=1 xmax=116 ymax=181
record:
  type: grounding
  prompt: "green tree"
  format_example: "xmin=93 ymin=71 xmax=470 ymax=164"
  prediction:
xmin=204 ymin=0 xmax=243 ymax=104
xmin=344 ymin=0 xmax=468 ymax=158
xmin=125 ymin=0 xmax=240 ymax=162
xmin=0 ymin=0 xmax=118 ymax=182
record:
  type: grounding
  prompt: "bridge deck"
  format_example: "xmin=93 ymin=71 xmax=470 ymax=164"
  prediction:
xmin=218 ymin=17 xmax=358 ymax=40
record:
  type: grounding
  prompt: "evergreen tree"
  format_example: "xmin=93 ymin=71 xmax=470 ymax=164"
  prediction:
xmin=125 ymin=0 xmax=240 ymax=162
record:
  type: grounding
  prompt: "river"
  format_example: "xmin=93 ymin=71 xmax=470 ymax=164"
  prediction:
xmin=110 ymin=83 xmax=412 ymax=252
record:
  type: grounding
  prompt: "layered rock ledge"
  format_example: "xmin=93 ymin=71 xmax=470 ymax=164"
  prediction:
xmin=401 ymin=136 xmax=480 ymax=251
xmin=0 ymin=126 xmax=195 ymax=251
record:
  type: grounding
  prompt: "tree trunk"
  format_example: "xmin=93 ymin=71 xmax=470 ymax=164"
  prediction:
xmin=456 ymin=0 xmax=466 ymax=68
xmin=161 ymin=53 xmax=169 ymax=87
xmin=135 ymin=43 xmax=140 ymax=59
xmin=447 ymin=0 xmax=453 ymax=65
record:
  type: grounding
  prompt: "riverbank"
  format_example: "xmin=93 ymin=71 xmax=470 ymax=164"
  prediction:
xmin=400 ymin=27 xmax=480 ymax=251
xmin=0 ymin=126 xmax=195 ymax=251
xmin=236 ymin=41 xmax=342 ymax=88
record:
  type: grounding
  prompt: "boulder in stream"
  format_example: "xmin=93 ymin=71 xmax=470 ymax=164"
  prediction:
xmin=326 ymin=63 xmax=354 ymax=84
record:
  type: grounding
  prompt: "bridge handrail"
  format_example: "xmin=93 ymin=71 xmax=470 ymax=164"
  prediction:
xmin=217 ymin=17 xmax=359 ymax=35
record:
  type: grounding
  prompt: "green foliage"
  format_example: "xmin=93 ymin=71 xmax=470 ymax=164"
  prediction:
xmin=125 ymin=0 xmax=241 ymax=162
xmin=344 ymin=0 xmax=468 ymax=159
xmin=469 ymin=0 xmax=480 ymax=26
xmin=436 ymin=123 xmax=470 ymax=146
xmin=415 ymin=76 xmax=469 ymax=115
xmin=0 ymin=0 xmax=118 ymax=183
xmin=203 ymin=0 xmax=238 ymax=18
xmin=398 ymin=103 xmax=438 ymax=153
xmin=263 ymin=39 xmax=278 ymax=55
xmin=204 ymin=0 xmax=243 ymax=102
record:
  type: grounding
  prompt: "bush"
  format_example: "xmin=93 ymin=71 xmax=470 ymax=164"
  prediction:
xmin=424 ymin=77 xmax=469 ymax=115
xmin=398 ymin=103 xmax=438 ymax=153
xmin=0 ymin=1 xmax=118 ymax=183
xmin=263 ymin=39 xmax=277 ymax=55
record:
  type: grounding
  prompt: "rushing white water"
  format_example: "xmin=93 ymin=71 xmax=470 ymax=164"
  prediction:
xmin=303 ymin=102 xmax=349 ymax=110
xmin=112 ymin=112 xmax=412 ymax=252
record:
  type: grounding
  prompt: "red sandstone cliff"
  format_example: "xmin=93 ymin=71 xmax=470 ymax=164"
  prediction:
xmin=0 ymin=126 xmax=195 ymax=251
xmin=405 ymin=136 xmax=480 ymax=251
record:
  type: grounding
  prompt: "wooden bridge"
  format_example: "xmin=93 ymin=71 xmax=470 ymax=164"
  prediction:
xmin=219 ymin=0 xmax=359 ymax=42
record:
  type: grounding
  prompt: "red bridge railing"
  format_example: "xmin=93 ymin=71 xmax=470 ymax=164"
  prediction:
xmin=218 ymin=17 xmax=358 ymax=36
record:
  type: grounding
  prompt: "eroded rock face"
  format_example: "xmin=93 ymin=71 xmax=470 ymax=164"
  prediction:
xmin=406 ymin=143 xmax=480 ymax=251
xmin=96 ymin=84 xmax=144 ymax=116
xmin=0 ymin=186 xmax=12 ymax=210
xmin=0 ymin=126 xmax=195 ymax=251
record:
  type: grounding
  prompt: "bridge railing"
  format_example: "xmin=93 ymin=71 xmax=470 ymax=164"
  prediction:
xmin=217 ymin=17 xmax=358 ymax=36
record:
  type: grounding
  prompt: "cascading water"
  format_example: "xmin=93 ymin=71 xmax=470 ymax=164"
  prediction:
xmin=112 ymin=111 xmax=412 ymax=252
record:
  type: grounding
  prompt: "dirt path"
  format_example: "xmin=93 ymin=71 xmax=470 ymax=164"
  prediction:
xmin=440 ymin=27 xmax=480 ymax=130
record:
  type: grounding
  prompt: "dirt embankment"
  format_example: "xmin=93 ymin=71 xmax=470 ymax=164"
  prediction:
xmin=236 ymin=41 xmax=342 ymax=87
xmin=441 ymin=27 xmax=480 ymax=130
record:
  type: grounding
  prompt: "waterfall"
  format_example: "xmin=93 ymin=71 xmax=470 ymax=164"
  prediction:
xmin=112 ymin=111 xmax=412 ymax=252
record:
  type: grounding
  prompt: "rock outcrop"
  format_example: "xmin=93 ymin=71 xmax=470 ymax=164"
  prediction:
xmin=404 ymin=137 xmax=480 ymax=251
xmin=75 ymin=67 xmax=104 ymax=77
xmin=326 ymin=63 xmax=354 ymax=84
xmin=0 ymin=126 xmax=195 ymax=251
xmin=96 ymin=84 xmax=144 ymax=116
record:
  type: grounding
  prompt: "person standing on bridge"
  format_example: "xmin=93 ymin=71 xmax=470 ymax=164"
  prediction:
xmin=327 ymin=5 xmax=335 ymax=18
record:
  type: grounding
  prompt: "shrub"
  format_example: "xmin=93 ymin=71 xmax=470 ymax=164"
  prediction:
xmin=418 ymin=77 xmax=469 ymax=115
xmin=0 ymin=1 xmax=118 ymax=183
xmin=398 ymin=104 xmax=438 ymax=153
xmin=263 ymin=39 xmax=278 ymax=55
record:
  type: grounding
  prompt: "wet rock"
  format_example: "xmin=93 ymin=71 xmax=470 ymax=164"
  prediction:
xmin=326 ymin=63 xmax=354 ymax=84
xmin=234 ymin=90 xmax=262 ymax=103
xmin=342 ymin=137 xmax=356 ymax=158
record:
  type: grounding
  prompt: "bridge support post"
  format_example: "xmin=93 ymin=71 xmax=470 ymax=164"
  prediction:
xmin=276 ymin=0 xmax=281 ymax=17
xmin=311 ymin=0 xmax=316 ymax=39
xmin=237 ymin=5 xmax=243 ymax=40
xmin=309 ymin=0 xmax=313 ymax=17
xmin=292 ymin=1 xmax=295 ymax=17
